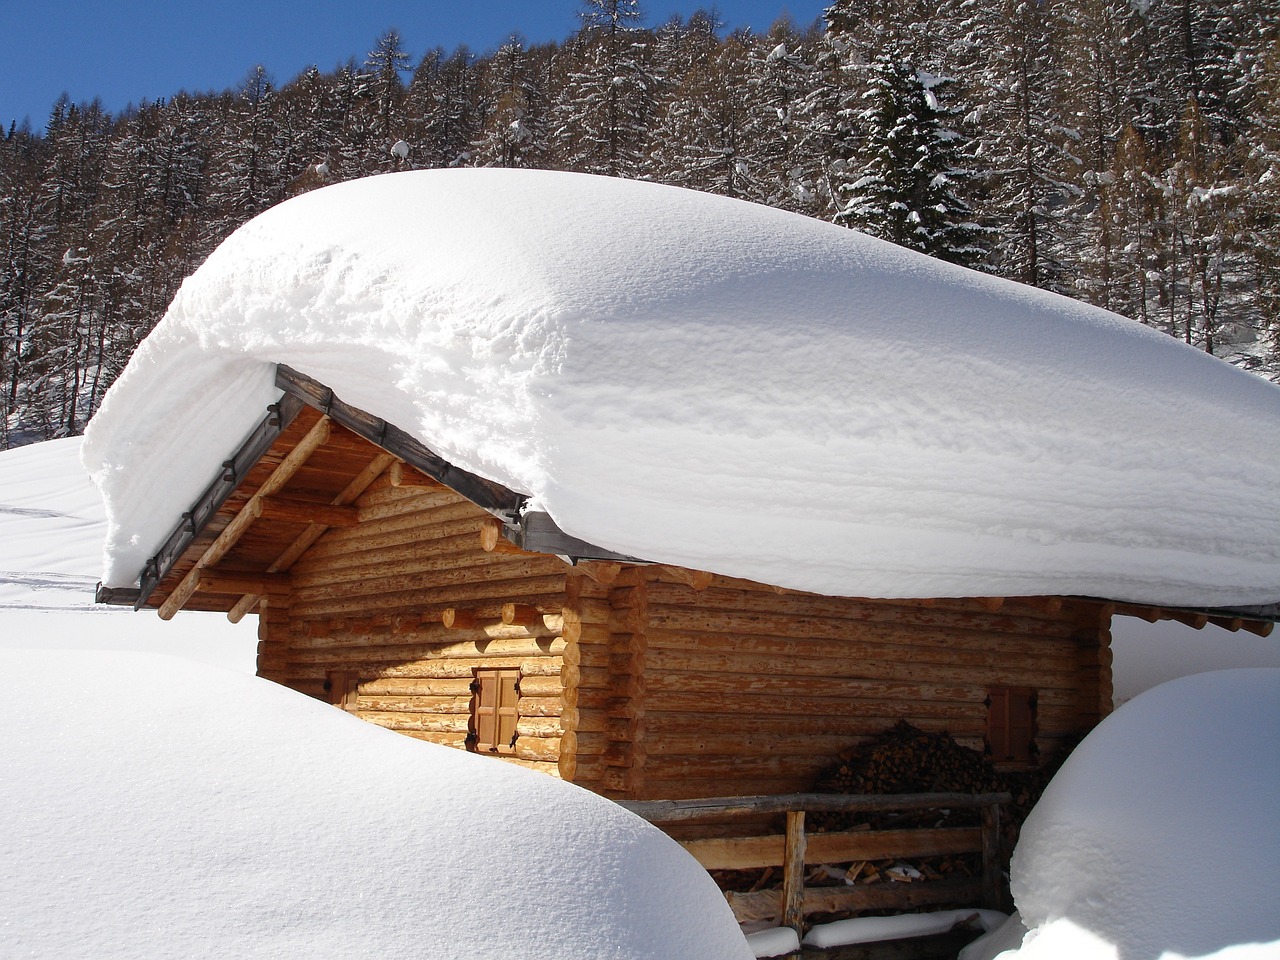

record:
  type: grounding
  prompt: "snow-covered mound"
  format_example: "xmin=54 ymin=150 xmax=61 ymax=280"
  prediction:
xmin=973 ymin=669 xmax=1280 ymax=960
xmin=83 ymin=169 xmax=1280 ymax=605
xmin=0 ymin=649 xmax=752 ymax=960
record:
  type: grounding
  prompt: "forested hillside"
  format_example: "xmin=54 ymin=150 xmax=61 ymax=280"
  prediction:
xmin=2 ymin=0 xmax=1277 ymax=446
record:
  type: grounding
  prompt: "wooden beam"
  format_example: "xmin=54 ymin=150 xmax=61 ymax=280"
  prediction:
xmin=1241 ymin=619 xmax=1274 ymax=638
xmin=255 ymin=496 xmax=359 ymax=527
xmin=129 ymin=394 xmax=305 ymax=609
xmin=389 ymin=461 xmax=442 ymax=488
xmin=225 ymin=450 xmax=397 ymax=623
xmin=195 ymin=571 xmax=291 ymax=596
xmin=781 ymin=811 xmax=807 ymax=936
xmin=681 ymin=826 xmax=983 ymax=871
xmin=1169 ymin=610 xmax=1210 ymax=630
xmin=227 ymin=593 xmax=261 ymax=624
xmin=158 ymin=416 xmax=332 ymax=620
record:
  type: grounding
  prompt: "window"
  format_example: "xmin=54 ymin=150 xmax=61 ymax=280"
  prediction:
xmin=985 ymin=686 xmax=1037 ymax=765
xmin=325 ymin=670 xmax=359 ymax=712
xmin=469 ymin=668 xmax=520 ymax=754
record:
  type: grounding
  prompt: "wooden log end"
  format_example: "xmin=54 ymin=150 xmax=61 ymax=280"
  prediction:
xmin=502 ymin=602 xmax=541 ymax=626
xmin=441 ymin=607 xmax=479 ymax=629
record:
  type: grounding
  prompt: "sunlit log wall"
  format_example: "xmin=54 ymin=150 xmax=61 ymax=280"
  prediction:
xmin=256 ymin=472 xmax=1112 ymax=799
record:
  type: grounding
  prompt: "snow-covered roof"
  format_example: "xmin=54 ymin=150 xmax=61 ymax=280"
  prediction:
xmin=83 ymin=169 xmax=1280 ymax=606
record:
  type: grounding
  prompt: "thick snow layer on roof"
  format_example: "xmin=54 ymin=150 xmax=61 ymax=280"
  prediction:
xmin=83 ymin=169 xmax=1280 ymax=604
xmin=0 ymin=648 xmax=752 ymax=960
xmin=964 ymin=669 xmax=1280 ymax=960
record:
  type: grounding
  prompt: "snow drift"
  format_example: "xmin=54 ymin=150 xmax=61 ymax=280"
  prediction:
xmin=0 ymin=649 xmax=752 ymax=960
xmin=83 ymin=168 xmax=1280 ymax=605
xmin=964 ymin=669 xmax=1280 ymax=960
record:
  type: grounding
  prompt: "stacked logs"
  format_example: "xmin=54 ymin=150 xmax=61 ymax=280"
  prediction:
xmin=813 ymin=721 xmax=1003 ymax=832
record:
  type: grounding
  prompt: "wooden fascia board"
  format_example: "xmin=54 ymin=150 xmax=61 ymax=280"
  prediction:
xmin=120 ymin=394 xmax=305 ymax=610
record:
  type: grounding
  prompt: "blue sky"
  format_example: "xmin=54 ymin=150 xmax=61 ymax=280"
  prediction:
xmin=1 ymin=1 xmax=827 ymax=133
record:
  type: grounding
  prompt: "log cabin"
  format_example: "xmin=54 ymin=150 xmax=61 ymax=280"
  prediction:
xmin=86 ymin=169 xmax=1280 ymax=922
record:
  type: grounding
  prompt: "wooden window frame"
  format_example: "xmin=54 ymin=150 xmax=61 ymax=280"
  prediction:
xmin=468 ymin=667 xmax=521 ymax=755
xmin=985 ymin=685 xmax=1038 ymax=767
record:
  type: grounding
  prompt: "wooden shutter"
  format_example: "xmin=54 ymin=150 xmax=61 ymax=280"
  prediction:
xmin=470 ymin=668 xmax=520 ymax=755
xmin=986 ymin=686 xmax=1036 ymax=764
xmin=325 ymin=670 xmax=359 ymax=712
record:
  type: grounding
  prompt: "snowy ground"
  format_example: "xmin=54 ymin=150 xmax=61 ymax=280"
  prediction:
xmin=0 ymin=437 xmax=258 ymax=672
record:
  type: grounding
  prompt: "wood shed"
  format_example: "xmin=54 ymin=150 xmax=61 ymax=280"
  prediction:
xmin=86 ymin=169 xmax=1280 ymax=927
xmin=97 ymin=363 xmax=1274 ymax=800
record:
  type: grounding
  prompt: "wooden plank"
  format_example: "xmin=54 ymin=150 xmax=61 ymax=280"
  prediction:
xmin=158 ymin=416 xmax=332 ymax=620
xmin=681 ymin=827 xmax=982 ymax=871
xmin=621 ymin=792 xmax=1010 ymax=824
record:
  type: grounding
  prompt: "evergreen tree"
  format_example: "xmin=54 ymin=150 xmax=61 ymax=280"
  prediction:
xmin=550 ymin=0 xmax=657 ymax=177
xmin=838 ymin=53 xmax=985 ymax=264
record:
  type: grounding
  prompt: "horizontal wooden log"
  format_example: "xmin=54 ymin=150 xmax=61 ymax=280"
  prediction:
xmin=659 ymin=566 xmax=714 ymax=591
xmin=502 ymin=602 xmax=543 ymax=626
xmin=256 ymin=496 xmax=360 ymax=527
xmin=290 ymin=573 xmax=570 ymax=620
xmin=195 ymin=571 xmax=290 ymax=596
xmin=298 ymin=523 xmax=489 ymax=574
xmin=516 ymin=716 xmax=562 ymax=738
xmin=725 ymin=876 xmax=985 ymax=924
xmin=515 ymin=696 xmax=562 ymax=717
xmin=641 ymin=668 xmax=1069 ymax=703
xmin=622 ymin=792 xmax=1010 ymax=823
xmin=291 ymin=555 xmax=568 ymax=606
xmin=644 ymin=583 xmax=1081 ymax=633
xmin=441 ymin=607 xmax=478 ymax=629
xmin=359 ymin=712 xmax=470 ymax=734
xmin=514 ymin=737 xmax=561 ymax=762
xmin=287 ymin=636 xmax=565 ymax=665
xmin=355 ymin=678 xmax=473 ymax=697
xmin=355 ymin=694 xmax=472 ymax=714
xmin=681 ymin=827 xmax=982 ymax=871
xmin=641 ymin=640 xmax=1080 ymax=685
xmin=517 ymin=675 xmax=563 ymax=698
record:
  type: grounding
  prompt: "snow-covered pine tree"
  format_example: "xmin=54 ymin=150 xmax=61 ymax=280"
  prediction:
xmin=471 ymin=37 xmax=549 ymax=168
xmin=958 ymin=0 xmax=1079 ymax=291
xmin=837 ymin=52 xmax=985 ymax=265
xmin=365 ymin=29 xmax=412 ymax=148
xmin=740 ymin=21 xmax=822 ymax=213
xmin=549 ymin=0 xmax=657 ymax=177
xmin=648 ymin=13 xmax=751 ymax=196
xmin=406 ymin=46 xmax=484 ymax=169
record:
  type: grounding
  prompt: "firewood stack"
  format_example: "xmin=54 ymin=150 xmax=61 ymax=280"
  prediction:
xmin=812 ymin=722 xmax=1004 ymax=830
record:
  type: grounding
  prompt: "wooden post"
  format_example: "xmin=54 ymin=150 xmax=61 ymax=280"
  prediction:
xmin=980 ymin=800 xmax=1003 ymax=911
xmin=782 ymin=810 xmax=807 ymax=936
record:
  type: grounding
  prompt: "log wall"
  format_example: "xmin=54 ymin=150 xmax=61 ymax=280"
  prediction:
xmin=258 ymin=472 xmax=570 ymax=777
xmin=630 ymin=569 xmax=1111 ymax=801
xmin=252 ymin=458 xmax=1111 ymax=799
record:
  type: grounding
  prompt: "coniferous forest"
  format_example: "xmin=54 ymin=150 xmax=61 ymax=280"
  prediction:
xmin=1 ymin=0 xmax=1278 ymax=445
